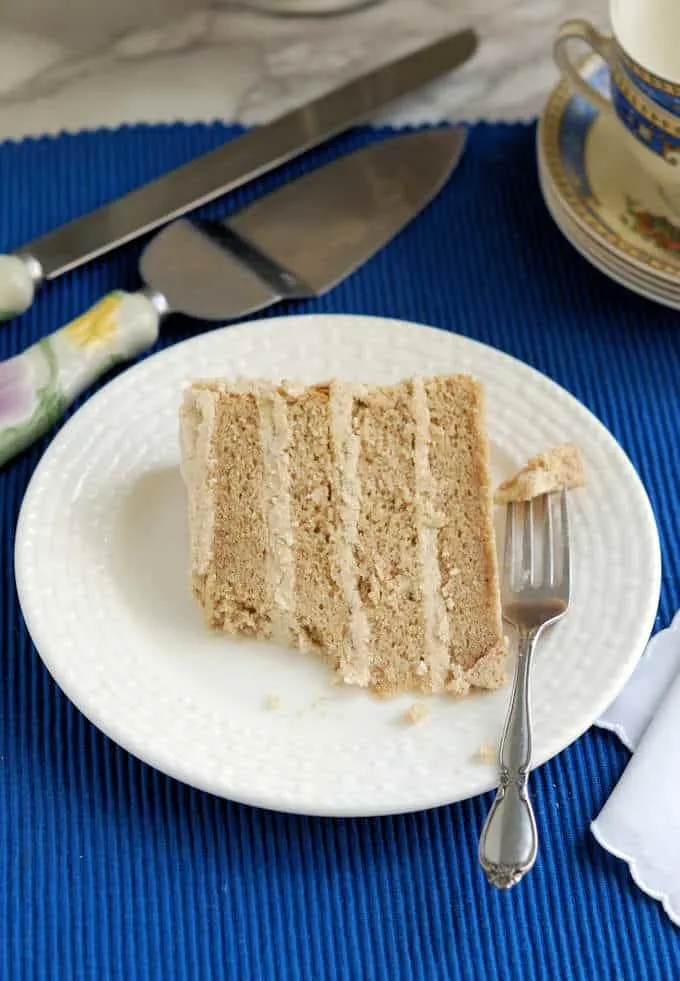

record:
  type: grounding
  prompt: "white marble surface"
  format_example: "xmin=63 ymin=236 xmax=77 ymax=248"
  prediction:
xmin=0 ymin=0 xmax=608 ymax=142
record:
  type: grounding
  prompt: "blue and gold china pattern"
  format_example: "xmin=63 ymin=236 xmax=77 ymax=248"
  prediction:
xmin=539 ymin=54 xmax=680 ymax=278
xmin=553 ymin=18 xmax=680 ymax=195
xmin=621 ymin=50 xmax=680 ymax=115
xmin=612 ymin=62 xmax=680 ymax=164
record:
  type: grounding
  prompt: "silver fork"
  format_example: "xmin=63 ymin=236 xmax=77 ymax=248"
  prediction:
xmin=479 ymin=489 xmax=572 ymax=889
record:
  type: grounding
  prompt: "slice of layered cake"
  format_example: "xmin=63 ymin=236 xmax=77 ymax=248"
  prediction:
xmin=180 ymin=375 xmax=506 ymax=696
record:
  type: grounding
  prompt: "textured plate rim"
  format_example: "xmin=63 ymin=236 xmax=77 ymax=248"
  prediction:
xmin=14 ymin=314 xmax=662 ymax=816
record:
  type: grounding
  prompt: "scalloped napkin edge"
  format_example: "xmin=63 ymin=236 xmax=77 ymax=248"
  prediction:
xmin=596 ymin=610 xmax=680 ymax=751
xmin=592 ymin=611 xmax=680 ymax=926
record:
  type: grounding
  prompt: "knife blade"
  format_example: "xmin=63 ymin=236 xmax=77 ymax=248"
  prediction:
xmin=0 ymin=127 xmax=466 ymax=466
xmin=0 ymin=29 xmax=477 ymax=322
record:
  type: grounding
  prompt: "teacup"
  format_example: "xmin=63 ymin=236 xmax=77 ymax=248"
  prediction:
xmin=554 ymin=17 xmax=680 ymax=205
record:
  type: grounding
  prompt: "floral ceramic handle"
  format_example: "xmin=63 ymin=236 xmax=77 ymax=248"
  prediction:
xmin=0 ymin=255 xmax=38 ymax=321
xmin=0 ymin=291 xmax=161 ymax=466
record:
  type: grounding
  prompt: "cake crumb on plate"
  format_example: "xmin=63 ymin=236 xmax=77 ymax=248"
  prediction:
xmin=404 ymin=703 xmax=430 ymax=725
xmin=473 ymin=742 xmax=497 ymax=763
xmin=264 ymin=694 xmax=281 ymax=711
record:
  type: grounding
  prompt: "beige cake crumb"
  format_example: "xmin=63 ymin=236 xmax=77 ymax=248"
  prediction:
xmin=495 ymin=443 xmax=586 ymax=504
xmin=474 ymin=742 xmax=497 ymax=763
xmin=404 ymin=703 xmax=430 ymax=725
xmin=263 ymin=693 xmax=281 ymax=711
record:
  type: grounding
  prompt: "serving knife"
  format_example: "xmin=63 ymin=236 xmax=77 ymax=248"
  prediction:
xmin=0 ymin=127 xmax=466 ymax=466
xmin=0 ymin=29 xmax=476 ymax=323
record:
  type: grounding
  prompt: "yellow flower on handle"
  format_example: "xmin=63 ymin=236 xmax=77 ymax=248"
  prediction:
xmin=64 ymin=293 xmax=121 ymax=350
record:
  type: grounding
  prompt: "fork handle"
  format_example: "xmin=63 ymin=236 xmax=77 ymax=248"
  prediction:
xmin=479 ymin=630 xmax=539 ymax=888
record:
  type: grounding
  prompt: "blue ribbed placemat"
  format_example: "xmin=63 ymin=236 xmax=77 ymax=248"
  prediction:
xmin=1 ymin=121 xmax=679 ymax=979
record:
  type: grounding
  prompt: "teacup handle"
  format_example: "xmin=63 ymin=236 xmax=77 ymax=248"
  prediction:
xmin=554 ymin=18 xmax=615 ymax=115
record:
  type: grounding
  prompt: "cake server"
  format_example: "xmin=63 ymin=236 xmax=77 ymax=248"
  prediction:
xmin=0 ymin=127 xmax=466 ymax=466
xmin=0 ymin=29 xmax=477 ymax=324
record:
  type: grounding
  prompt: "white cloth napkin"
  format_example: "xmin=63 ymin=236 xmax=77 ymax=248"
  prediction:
xmin=592 ymin=611 xmax=680 ymax=926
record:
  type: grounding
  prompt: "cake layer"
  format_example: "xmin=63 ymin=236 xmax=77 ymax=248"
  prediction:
xmin=181 ymin=384 xmax=271 ymax=637
xmin=286 ymin=385 xmax=351 ymax=664
xmin=180 ymin=375 xmax=506 ymax=696
xmin=353 ymin=382 xmax=425 ymax=694
xmin=424 ymin=376 xmax=505 ymax=693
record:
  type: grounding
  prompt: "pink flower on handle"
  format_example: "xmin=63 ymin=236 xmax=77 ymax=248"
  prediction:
xmin=0 ymin=356 xmax=36 ymax=427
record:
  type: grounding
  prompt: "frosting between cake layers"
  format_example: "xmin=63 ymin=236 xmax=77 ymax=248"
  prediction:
xmin=412 ymin=376 xmax=451 ymax=689
xmin=179 ymin=386 xmax=217 ymax=578
xmin=329 ymin=382 xmax=372 ymax=686
xmin=258 ymin=387 xmax=297 ymax=645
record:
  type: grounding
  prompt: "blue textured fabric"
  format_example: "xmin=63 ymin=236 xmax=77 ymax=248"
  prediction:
xmin=1 ymin=121 xmax=679 ymax=980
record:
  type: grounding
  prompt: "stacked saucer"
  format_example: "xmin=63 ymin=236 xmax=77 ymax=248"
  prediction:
xmin=538 ymin=55 xmax=680 ymax=309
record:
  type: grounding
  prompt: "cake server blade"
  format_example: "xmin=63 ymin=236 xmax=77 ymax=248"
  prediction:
xmin=0 ymin=28 xmax=477 ymax=322
xmin=0 ymin=127 xmax=466 ymax=467
xmin=140 ymin=127 xmax=466 ymax=321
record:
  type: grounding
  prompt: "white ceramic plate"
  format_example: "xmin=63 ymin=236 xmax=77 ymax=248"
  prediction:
xmin=538 ymin=53 xmax=680 ymax=288
xmin=15 ymin=315 xmax=661 ymax=817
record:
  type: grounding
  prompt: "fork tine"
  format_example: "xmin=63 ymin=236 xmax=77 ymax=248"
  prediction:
xmin=522 ymin=500 xmax=535 ymax=586
xmin=560 ymin=488 xmax=571 ymax=595
xmin=543 ymin=493 xmax=555 ymax=587
xmin=503 ymin=503 xmax=516 ymax=589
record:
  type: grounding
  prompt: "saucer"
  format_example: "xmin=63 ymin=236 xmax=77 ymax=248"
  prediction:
xmin=543 ymin=184 xmax=680 ymax=309
xmin=539 ymin=147 xmax=680 ymax=310
xmin=538 ymin=54 xmax=680 ymax=299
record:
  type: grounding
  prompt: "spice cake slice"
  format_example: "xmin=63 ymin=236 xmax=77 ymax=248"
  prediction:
xmin=180 ymin=375 xmax=506 ymax=695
